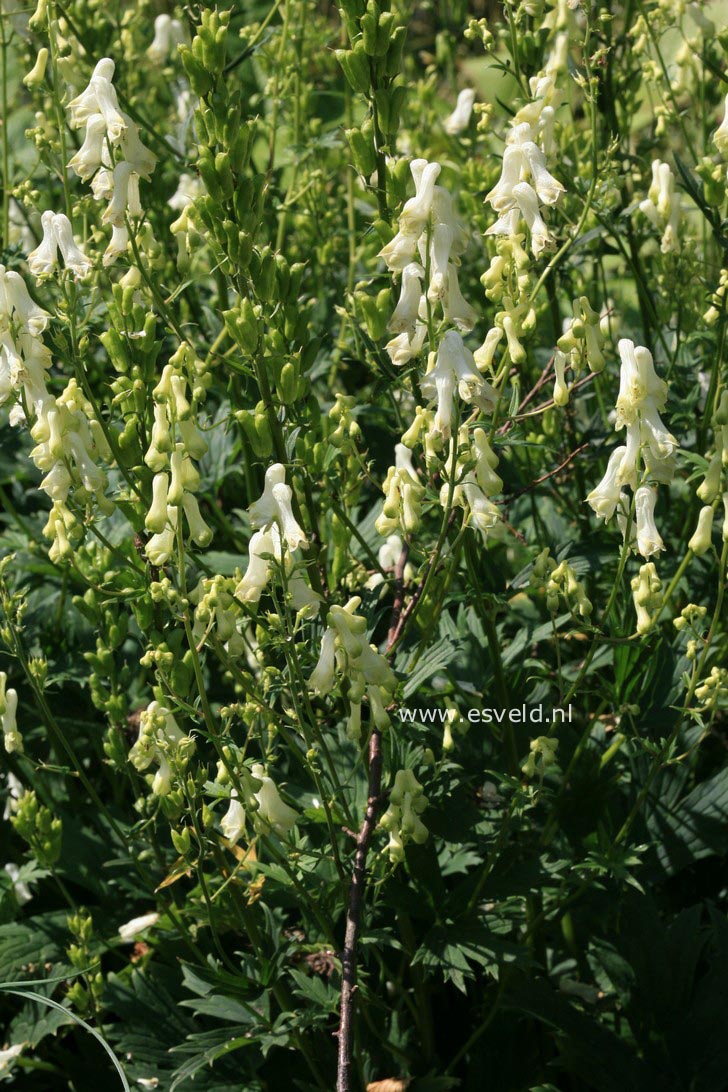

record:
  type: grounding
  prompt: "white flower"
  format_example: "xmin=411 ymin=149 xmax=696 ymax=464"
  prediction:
xmin=67 ymin=58 xmax=126 ymax=141
xmin=248 ymin=464 xmax=307 ymax=550
xmin=1 ymin=683 xmax=21 ymax=755
xmin=168 ymin=173 xmax=205 ymax=212
xmin=443 ymin=263 xmax=477 ymax=332
xmin=118 ymin=911 xmax=160 ymax=942
xmin=587 ymin=447 xmax=629 ymax=521
xmin=388 ymin=262 xmax=424 ymax=336
xmin=3 ymin=771 xmax=23 ymax=821
xmin=220 ymin=792 xmax=246 ymax=845
xmin=443 ymin=88 xmax=476 ymax=135
xmin=251 ymin=764 xmax=298 ymax=835
xmin=309 ymin=626 xmax=337 ymax=694
xmin=512 ymin=182 xmax=552 ymax=255
xmin=147 ymin=14 xmax=186 ymax=63
xmin=68 ymin=113 xmax=109 ymax=180
xmin=4 ymin=862 xmax=31 ymax=905
xmin=26 ymin=211 xmax=58 ymax=276
xmin=119 ymin=118 xmax=157 ymax=179
xmin=715 ymin=92 xmax=728 ymax=156
xmin=52 ymin=214 xmax=92 ymax=277
xmin=234 ymin=527 xmax=280 ymax=603
xmin=27 ymin=212 xmax=91 ymax=278
xmin=0 ymin=266 xmax=49 ymax=335
xmin=103 ymin=224 xmax=130 ymax=266
xmin=398 ymin=158 xmax=441 ymax=237
xmin=0 ymin=1044 xmax=24 ymax=1074
xmin=634 ymin=485 xmax=664 ymax=558
xmin=615 ymin=339 xmax=668 ymax=427
xmin=378 ymin=229 xmax=419 ymax=271
xmin=426 ymin=221 xmax=454 ymax=300
xmin=91 ymin=167 xmax=115 ymax=202
xmin=521 ymin=141 xmax=564 ymax=206
xmin=102 ymin=162 xmax=142 ymax=226
xmin=421 ymin=330 xmax=498 ymax=440
xmin=385 ymin=323 xmax=427 ymax=367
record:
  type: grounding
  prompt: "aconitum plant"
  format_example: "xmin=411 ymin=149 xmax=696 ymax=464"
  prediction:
xmin=0 ymin=1 xmax=727 ymax=1089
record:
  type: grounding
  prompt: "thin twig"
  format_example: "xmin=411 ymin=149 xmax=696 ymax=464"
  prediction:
xmin=502 ymin=442 xmax=590 ymax=505
xmin=336 ymin=727 xmax=384 ymax=1092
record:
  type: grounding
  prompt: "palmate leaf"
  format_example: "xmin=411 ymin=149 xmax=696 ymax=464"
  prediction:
xmin=170 ymin=1024 xmax=281 ymax=1090
xmin=0 ymin=912 xmax=68 ymax=982
xmin=412 ymin=922 xmax=529 ymax=993
xmin=644 ymin=764 xmax=728 ymax=876
xmin=0 ymin=988 xmax=131 ymax=1091
xmin=104 ymin=967 xmax=199 ymax=1079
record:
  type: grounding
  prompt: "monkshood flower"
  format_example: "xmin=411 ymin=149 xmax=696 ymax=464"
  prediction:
xmin=714 ymin=92 xmax=728 ymax=156
xmin=234 ymin=527 xmax=282 ymax=604
xmin=376 ymin=443 xmax=424 ymax=536
xmin=638 ymin=159 xmax=681 ymax=254
xmin=0 ymin=265 xmax=49 ymax=336
xmin=67 ymin=58 xmax=126 ymax=141
xmin=308 ymin=596 xmax=397 ymax=738
xmin=27 ymin=211 xmax=92 ymax=278
xmin=67 ymin=113 xmax=109 ymax=181
xmin=220 ymin=791 xmax=246 ymax=844
xmin=118 ymin=912 xmax=160 ymax=942
xmin=588 ymin=338 xmax=677 ymax=559
xmin=688 ymin=505 xmax=715 ymax=556
xmin=379 ymin=769 xmax=428 ymax=864
xmin=0 ymin=673 xmax=21 ymax=755
xmin=147 ymin=14 xmax=186 ymax=63
xmin=248 ymin=463 xmax=307 ymax=550
xmin=634 ymin=485 xmax=664 ymax=558
xmin=421 ymin=330 xmax=498 ymax=441
xmin=484 ymin=72 xmax=565 ymax=256
xmin=128 ymin=701 xmax=194 ymax=796
xmin=586 ymin=446 xmax=628 ymax=522
xmin=631 ymin=562 xmax=662 ymax=635
xmin=388 ymin=262 xmax=424 ymax=337
xmin=443 ymin=88 xmax=476 ymax=135
xmin=251 ymin=764 xmax=298 ymax=835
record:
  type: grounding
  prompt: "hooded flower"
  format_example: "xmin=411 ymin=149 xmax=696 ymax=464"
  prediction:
xmin=248 ymin=463 xmax=307 ymax=550
xmin=27 ymin=212 xmax=91 ymax=278
xmin=443 ymin=88 xmax=476 ymax=135
xmin=251 ymin=764 xmax=298 ymax=835
xmin=634 ymin=485 xmax=664 ymax=559
xmin=118 ymin=912 xmax=160 ymax=942
xmin=67 ymin=113 xmax=110 ymax=181
xmin=421 ymin=330 xmax=498 ymax=440
xmin=67 ymin=58 xmax=127 ymax=141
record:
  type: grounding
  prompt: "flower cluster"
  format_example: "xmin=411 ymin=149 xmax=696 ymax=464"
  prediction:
xmin=128 ymin=700 xmax=195 ymax=797
xmin=0 ymin=673 xmax=21 ymax=755
xmin=27 ymin=211 xmax=91 ymax=278
xmin=485 ymin=64 xmax=564 ymax=257
xmin=234 ymin=463 xmax=318 ymax=614
xmin=143 ymin=348 xmax=212 ymax=566
xmin=376 ymin=159 xmax=505 ymax=544
xmin=638 ymin=159 xmax=682 ymax=254
xmin=552 ymin=297 xmax=607 ymax=406
xmin=66 ymin=58 xmax=156 ymax=265
xmin=0 ymin=266 xmax=111 ymax=561
xmin=220 ymin=763 xmax=298 ymax=846
xmin=309 ymin=596 xmax=397 ymax=739
xmin=381 ymin=157 xmax=474 ymax=369
xmin=378 ymin=768 xmax=428 ymax=864
xmin=587 ymin=339 xmax=677 ymax=559
xmin=631 ymin=562 xmax=662 ymax=635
